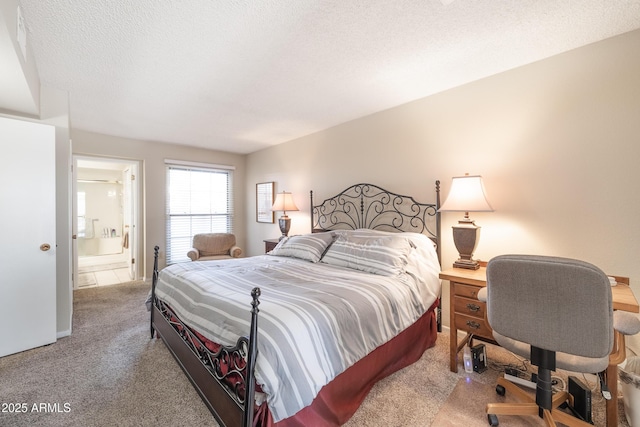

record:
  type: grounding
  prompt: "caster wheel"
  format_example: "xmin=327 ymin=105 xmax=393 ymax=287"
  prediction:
xmin=495 ymin=384 xmax=506 ymax=396
xmin=487 ymin=414 xmax=499 ymax=426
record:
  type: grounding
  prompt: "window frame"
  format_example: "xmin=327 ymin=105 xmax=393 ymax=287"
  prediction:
xmin=165 ymin=160 xmax=235 ymax=265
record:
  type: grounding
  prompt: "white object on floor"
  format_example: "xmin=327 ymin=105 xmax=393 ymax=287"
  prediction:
xmin=504 ymin=373 xmax=536 ymax=390
xmin=620 ymin=357 xmax=640 ymax=427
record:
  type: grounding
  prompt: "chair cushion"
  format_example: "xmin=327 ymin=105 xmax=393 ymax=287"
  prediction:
xmin=198 ymin=254 xmax=234 ymax=261
xmin=493 ymin=331 xmax=610 ymax=373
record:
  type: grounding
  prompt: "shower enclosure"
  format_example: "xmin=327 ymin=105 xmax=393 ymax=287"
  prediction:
xmin=77 ymin=179 xmax=124 ymax=257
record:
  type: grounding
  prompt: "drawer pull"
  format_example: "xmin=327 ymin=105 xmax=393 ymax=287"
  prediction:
xmin=466 ymin=320 xmax=481 ymax=330
xmin=466 ymin=303 xmax=480 ymax=312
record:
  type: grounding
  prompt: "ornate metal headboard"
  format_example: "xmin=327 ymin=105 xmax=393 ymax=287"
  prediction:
xmin=310 ymin=181 xmax=441 ymax=263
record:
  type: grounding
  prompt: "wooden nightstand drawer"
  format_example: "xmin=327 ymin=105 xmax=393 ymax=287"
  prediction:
xmin=441 ymin=266 xmax=490 ymax=373
xmin=453 ymin=283 xmax=482 ymax=299
xmin=453 ymin=296 xmax=486 ymax=318
xmin=264 ymin=239 xmax=279 ymax=253
xmin=454 ymin=313 xmax=492 ymax=338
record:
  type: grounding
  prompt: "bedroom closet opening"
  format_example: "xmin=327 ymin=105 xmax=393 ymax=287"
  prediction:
xmin=73 ymin=156 xmax=141 ymax=289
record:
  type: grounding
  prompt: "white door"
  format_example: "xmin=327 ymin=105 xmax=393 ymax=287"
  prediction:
xmin=0 ymin=116 xmax=56 ymax=357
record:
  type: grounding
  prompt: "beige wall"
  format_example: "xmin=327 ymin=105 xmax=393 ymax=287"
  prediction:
xmin=72 ymin=130 xmax=247 ymax=279
xmin=40 ymin=86 xmax=72 ymax=337
xmin=247 ymin=29 xmax=640 ymax=353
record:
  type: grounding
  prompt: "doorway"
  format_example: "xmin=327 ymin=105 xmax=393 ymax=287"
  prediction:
xmin=73 ymin=156 xmax=141 ymax=289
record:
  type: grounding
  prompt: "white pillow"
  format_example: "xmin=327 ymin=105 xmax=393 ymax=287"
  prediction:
xmin=321 ymin=234 xmax=412 ymax=276
xmin=269 ymin=232 xmax=335 ymax=263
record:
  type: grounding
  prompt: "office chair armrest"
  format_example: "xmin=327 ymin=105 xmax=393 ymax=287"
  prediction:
xmin=614 ymin=311 xmax=640 ymax=336
xmin=477 ymin=287 xmax=487 ymax=303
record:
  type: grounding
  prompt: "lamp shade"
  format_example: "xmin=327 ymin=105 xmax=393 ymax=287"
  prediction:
xmin=439 ymin=175 xmax=493 ymax=212
xmin=439 ymin=174 xmax=493 ymax=270
xmin=271 ymin=191 xmax=299 ymax=213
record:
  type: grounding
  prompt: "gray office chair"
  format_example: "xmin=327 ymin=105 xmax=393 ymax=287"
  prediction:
xmin=481 ymin=255 xmax=629 ymax=427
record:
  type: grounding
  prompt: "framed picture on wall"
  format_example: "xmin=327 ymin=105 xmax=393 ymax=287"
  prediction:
xmin=256 ymin=182 xmax=275 ymax=223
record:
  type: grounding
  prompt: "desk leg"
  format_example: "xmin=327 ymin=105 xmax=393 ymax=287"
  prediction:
xmin=450 ymin=334 xmax=458 ymax=372
xmin=450 ymin=319 xmax=458 ymax=372
xmin=605 ymin=365 xmax=618 ymax=427
xmin=605 ymin=330 xmax=626 ymax=427
xmin=450 ymin=283 xmax=458 ymax=372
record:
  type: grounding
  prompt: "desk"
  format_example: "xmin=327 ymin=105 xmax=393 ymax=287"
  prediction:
xmin=440 ymin=267 xmax=639 ymax=427
xmin=603 ymin=276 xmax=639 ymax=427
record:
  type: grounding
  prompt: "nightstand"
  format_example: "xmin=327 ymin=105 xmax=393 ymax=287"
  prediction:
xmin=263 ymin=238 xmax=280 ymax=253
xmin=439 ymin=264 xmax=496 ymax=373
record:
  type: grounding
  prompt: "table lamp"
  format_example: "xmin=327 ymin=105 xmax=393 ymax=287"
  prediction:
xmin=439 ymin=174 xmax=493 ymax=270
xmin=271 ymin=191 xmax=299 ymax=239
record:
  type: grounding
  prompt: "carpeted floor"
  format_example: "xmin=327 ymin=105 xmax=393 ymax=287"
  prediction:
xmin=432 ymin=378 xmax=552 ymax=427
xmin=0 ymin=281 xmax=213 ymax=427
xmin=0 ymin=281 xmax=630 ymax=426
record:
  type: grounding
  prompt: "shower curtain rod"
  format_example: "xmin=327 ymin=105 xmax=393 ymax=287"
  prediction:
xmin=77 ymin=179 xmax=122 ymax=184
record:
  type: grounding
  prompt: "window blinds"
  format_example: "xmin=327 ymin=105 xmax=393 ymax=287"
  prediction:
xmin=166 ymin=162 xmax=234 ymax=264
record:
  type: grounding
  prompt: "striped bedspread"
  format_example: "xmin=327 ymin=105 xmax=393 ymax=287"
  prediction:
xmin=155 ymin=253 xmax=441 ymax=422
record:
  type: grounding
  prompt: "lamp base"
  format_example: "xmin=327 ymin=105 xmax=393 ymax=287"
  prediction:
xmin=452 ymin=220 xmax=481 ymax=270
xmin=278 ymin=216 xmax=291 ymax=240
xmin=453 ymin=258 xmax=481 ymax=270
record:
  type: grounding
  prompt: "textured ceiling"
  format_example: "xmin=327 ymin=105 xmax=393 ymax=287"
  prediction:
xmin=17 ymin=0 xmax=640 ymax=154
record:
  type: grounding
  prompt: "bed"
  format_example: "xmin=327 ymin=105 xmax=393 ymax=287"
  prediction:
xmin=150 ymin=182 xmax=442 ymax=427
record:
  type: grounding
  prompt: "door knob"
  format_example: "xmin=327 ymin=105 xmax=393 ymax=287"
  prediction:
xmin=40 ymin=243 xmax=51 ymax=251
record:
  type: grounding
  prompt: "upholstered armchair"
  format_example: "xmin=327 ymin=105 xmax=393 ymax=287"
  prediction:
xmin=187 ymin=233 xmax=242 ymax=261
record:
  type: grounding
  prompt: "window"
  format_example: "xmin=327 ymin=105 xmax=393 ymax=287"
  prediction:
xmin=166 ymin=161 xmax=234 ymax=264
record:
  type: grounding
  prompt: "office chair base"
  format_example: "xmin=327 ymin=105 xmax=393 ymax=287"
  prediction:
xmin=486 ymin=377 xmax=594 ymax=427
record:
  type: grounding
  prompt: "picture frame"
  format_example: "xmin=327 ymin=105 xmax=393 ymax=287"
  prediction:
xmin=256 ymin=182 xmax=275 ymax=223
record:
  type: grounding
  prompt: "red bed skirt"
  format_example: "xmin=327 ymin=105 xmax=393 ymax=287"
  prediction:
xmin=254 ymin=300 xmax=439 ymax=427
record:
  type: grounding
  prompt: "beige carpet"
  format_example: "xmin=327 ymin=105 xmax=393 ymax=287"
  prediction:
xmin=0 ymin=281 xmax=630 ymax=427
xmin=0 ymin=281 xmax=214 ymax=427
